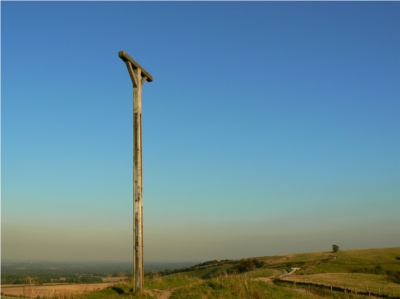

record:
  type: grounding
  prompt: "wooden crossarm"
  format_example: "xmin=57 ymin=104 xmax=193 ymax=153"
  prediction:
xmin=118 ymin=51 xmax=153 ymax=82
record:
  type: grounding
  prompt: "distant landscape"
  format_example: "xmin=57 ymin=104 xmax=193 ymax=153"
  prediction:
xmin=2 ymin=246 xmax=400 ymax=298
xmin=1 ymin=261 xmax=198 ymax=284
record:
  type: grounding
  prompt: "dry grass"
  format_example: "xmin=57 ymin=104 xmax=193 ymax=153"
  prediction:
xmin=299 ymin=247 xmax=400 ymax=274
xmin=144 ymin=273 xmax=201 ymax=290
xmin=170 ymin=274 xmax=322 ymax=299
xmin=280 ymin=273 xmax=400 ymax=296
xmin=1 ymin=282 xmax=114 ymax=298
xmin=238 ymin=268 xmax=281 ymax=279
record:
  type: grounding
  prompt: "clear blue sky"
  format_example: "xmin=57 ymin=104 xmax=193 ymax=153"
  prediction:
xmin=2 ymin=2 xmax=399 ymax=262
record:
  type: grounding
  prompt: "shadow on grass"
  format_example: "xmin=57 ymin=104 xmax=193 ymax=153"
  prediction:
xmin=111 ymin=286 xmax=125 ymax=295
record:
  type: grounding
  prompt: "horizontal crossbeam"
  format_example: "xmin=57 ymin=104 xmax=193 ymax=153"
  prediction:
xmin=118 ymin=51 xmax=153 ymax=82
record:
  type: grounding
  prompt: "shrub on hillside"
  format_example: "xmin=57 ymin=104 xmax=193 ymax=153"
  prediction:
xmin=253 ymin=259 xmax=264 ymax=268
xmin=392 ymin=271 xmax=400 ymax=284
xmin=228 ymin=260 xmax=255 ymax=274
xmin=374 ymin=265 xmax=385 ymax=275
xmin=351 ymin=265 xmax=394 ymax=276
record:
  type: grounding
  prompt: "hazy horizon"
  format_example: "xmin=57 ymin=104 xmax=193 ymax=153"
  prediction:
xmin=3 ymin=245 xmax=400 ymax=264
xmin=2 ymin=2 xmax=399 ymax=262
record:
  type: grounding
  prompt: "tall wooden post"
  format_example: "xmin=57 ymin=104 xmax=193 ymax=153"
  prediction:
xmin=118 ymin=51 xmax=153 ymax=293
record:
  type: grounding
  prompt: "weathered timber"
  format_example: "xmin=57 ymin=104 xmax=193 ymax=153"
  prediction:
xmin=119 ymin=51 xmax=153 ymax=82
xmin=118 ymin=50 xmax=153 ymax=293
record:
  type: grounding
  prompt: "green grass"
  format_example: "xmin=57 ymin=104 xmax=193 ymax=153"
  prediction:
xmin=237 ymin=268 xmax=282 ymax=279
xmin=286 ymin=252 xmax=331 ymax=264
xmin=169 ymin=275 xmax=318 ymax=299
xmin=170 ymin=261 xmax=283 ymax=281
xmin=181 ymin=263 xmax=235 ymax=279
xmin=277 ymin=247 xmax=400 ymax=297
xmin=300 ymin=247 xmax=400 ymax=274
xmin=144 ymin=274 xmax=201 ymax=290
xmin=45 ymin=247 xmax=400 ymax=299
xmin=281 ymin=273 xmax=400 ymax=296
xmin=46 ymin=275 xmax=198 ymax=299
xmin=58 ymin=284 xmax=154 ymax=299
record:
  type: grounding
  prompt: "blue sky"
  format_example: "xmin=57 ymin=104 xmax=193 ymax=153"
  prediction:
xmin=2 ymin=2 xmax=399 ymax=262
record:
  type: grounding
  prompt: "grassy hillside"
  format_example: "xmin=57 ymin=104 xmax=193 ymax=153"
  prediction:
xmin=280 ymin=273 xmax=400 ymax=295
xmin=43 ymin=275 xmax=322 ymax=299
xmin=170 ymin=275 xmax=321 ymax=299
xmin=237 ymin=268 xmax=282 ymax=279
xmin=3 ymin=247 xmax=399 ymax=299
xmin=145 ymin=274 xmax=201 ymax=290
xmin=253 ymin=247 xmax=400 ymax=275
xmin=168 ymin=247 xmax=400 ymax=298
xmin=274 ymin=247 xmax=400 ymax=298
xmin=166 ymin=247 xmax=400 ymax=279
xmin=302 ymin=247 xmax=400 ymax=274
xmin=177 ymin=263 xmax=236 ymax=279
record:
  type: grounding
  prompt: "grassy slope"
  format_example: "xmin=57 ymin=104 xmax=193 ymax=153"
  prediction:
xmin=145 ymin=274 xmax=201 ymax=290
xmin=39 ymin=247 xmax=400 ymax=299
xmin=305 ymin=247 xmax=400 ymax=274
xmin=248 ymin=247 xmax=400 ymax=275
xmin=180 ymin=263 xmax=235 ymax=279
xmin=58 ymin=275 xmax=200 ymax=299
xmin=281 ymin=273 xmax=400 ymax=295
xmin=51 ymin=275 xmax=324 ymax=299
xmin=238 ymin=268 xmax=282 ymax=279
xmin=77 ymin=284 xmax=153 ymax=299
xmin=278 ymin=247 xmax=400 ymax=297
xmin=170 ymin=275 xmax=321 ymax=299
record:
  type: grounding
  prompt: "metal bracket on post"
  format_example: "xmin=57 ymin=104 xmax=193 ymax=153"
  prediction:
xmin=118 ymin=50 xmax=153 ymax=293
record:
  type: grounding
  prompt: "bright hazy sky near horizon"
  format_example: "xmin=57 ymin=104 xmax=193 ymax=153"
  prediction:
xmin=2 ymin=2 xmax=399 ymax=263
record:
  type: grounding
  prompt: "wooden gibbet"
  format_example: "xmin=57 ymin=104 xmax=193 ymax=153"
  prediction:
xmin=118 ymin=50 xmax=153 ymax=292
